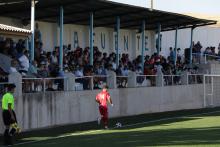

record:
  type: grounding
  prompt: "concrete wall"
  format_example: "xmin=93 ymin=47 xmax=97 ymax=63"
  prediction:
xmin=0 ymin=84 xmax=207 ymax=133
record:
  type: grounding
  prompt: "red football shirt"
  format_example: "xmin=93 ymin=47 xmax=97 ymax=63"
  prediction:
xmin=96 ymin=90 xmax=110 ymax=107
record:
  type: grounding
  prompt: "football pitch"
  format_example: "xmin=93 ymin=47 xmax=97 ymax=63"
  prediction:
xmin=2 ymin=108 xmax=220 ymax=147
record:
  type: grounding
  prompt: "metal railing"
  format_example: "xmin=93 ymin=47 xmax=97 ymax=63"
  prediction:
xmin=22 ymin=77 xmax=66 ymax=93
xmin=136 ymin=75 xmax=157 ymax=87
xmin=116 ymin=75 xmax=129 ymax=88
xmin=192 ymin=53 xmax=220 ymax=64
xmin=75 ymin=75 xmax=108 ymax=91
xmin=163 ymin=75 xmax=183 ymax=86
xmin=187 ymin=74 xmax=204 ymax=84
xmin=136 ymin=74 xmax=204 ymax=87
xmin=21 ymin=73 xmax=206 ymax=93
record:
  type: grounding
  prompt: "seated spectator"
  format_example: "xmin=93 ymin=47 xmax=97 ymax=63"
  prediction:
xmin=122 ymin=65 xmax=129 ymax=76
xmin=74 ymin=65 xmax=84 ymax=77
xmin=18 ymin=50 xmax=29 ymax=76
xmin=75 ymin=65 xmax=86 ymax=89
xmin=28 ymin=60 xmax=39 ymax=77
xmin=38 ymin=63 xmax=49 ymax=78
xmin=38 ymin=63 xmax=55 ymax=91
xmin=9 ymin=59 xmax=18 ymax=74
xmin=51 ymin=51 xmax=58 ymax=64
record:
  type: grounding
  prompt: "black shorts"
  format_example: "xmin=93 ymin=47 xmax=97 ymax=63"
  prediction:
xmin=2 ymin=110 xmax=17 ymax=126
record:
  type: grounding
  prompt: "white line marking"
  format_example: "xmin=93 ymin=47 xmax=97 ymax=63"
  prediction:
xmin=11 ymin=110 xmax=220 ymax=146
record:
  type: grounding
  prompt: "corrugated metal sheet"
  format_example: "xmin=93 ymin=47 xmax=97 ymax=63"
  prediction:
xmin=0 ymin=24 xmax=31 ymax=34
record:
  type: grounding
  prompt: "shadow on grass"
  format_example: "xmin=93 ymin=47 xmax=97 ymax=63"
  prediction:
xmin=3 ymin=117 xmax=202 ymax=146
xmin=16 ymin=126 xmax=220 ymax=147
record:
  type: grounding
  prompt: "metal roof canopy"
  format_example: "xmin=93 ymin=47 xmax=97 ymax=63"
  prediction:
xmin=0 ymin=23 xmax=31 ymax=36
xmin=0 ymin=0 xmax=217 ymax=31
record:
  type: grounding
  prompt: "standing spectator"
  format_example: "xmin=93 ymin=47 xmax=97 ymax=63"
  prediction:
xmin=35 ymin=23 xmax=42 ymax=43
xmin=169 ymin=47 xmax=175 ymax=64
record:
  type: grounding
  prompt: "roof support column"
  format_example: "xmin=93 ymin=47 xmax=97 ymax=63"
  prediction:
xmin=59 ymin=6 xmax=64 ymax=71
xmin=141 ymin=20 xmax=145 ymax=71
xmin=30 ymin=0 xmax=35 ymax=61
xmin=26 ymin=38 xmax=29 ymax=51
xmin=116 ymin=16 xmax=120 ymax=68
xmin=89 ymin=12 xmax=94 ymax=66
xmin=157 ymin=23 xmax=161 ymax=55
xmin=189 ymin=27 xmax=194 ymax=65
xmin=174 ymin=27 xmax=178 ymax=66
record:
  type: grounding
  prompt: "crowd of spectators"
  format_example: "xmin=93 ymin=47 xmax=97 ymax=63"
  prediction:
xmin=1 ymin=28 xmax=219 ymax=90
xmin=0 ymin=35 xmax=204 ymax=89
xmin=191 ymin=41 xmax=220 ymax=63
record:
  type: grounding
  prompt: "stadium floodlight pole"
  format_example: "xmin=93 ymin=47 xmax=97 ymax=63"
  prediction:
xmin=189 ymin=27 xmax=194 ymax=65
xmin=141 ymin=20 xmax=146 ymax=72
xmin=116 ymin=16 xmax=120 ymax=68
xmin=30 ymin=0 xmax=35 ymax=61
xmin=174 ymin=27 xmax=178 ymax=66
xmin=59 ymin=6 xmax=64 ymax=72
xmin=89 ymin=12 xmax=94 ymax=66
xmin=157 ymin=23 xmax=161 ymax=55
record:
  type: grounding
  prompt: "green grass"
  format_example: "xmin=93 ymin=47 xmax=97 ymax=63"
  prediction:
xmin=2 ymin=108 xmax=220 ymax=147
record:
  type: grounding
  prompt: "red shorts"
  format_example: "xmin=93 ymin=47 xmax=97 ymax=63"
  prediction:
xmin=99 ymin=106 xmax=108 ymax=119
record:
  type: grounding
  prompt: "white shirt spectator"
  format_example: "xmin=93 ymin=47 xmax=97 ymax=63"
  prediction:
xmin=18 ymin=54 xmax=29 ymax=72
xmin=112 ymin=62 xmax=116 ymax=71
xmin=156 ymin=64 xmax=163 ymax=75
xmin=51 ymin=55 xmax=58 ymax=64
xmin=9 ymin=67 xmax=18 ymax=74
xmin=75 ymin=69 xmax=84 ymax=77
xmin=122 ymin=68 xmax=129 ymax=76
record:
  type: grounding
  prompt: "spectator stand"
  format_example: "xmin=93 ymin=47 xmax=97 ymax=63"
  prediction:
xmin=0 ymin=1 xmax=217 ymax=93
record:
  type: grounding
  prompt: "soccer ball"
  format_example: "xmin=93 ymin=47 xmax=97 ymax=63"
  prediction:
xmin=115 ymin=122 xmax=122 ymax=128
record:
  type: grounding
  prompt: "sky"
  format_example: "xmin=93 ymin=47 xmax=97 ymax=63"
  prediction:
xmin=109 ymin=0 xmax=220 ymax=15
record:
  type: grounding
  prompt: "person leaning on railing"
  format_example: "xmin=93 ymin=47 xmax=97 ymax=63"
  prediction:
xmin=136 ymin=66 xmax=144 ymax=85
xmin=37 ymin=63 xmax=53 ymax=91
xmin=83 ymin=65 xmax=93 ymax=90
xmin=93 ymin=63 xmax=107 ymax=89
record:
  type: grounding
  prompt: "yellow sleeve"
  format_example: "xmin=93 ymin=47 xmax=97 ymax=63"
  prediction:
xmin=7 ymin=94 xmax=13 ymax=104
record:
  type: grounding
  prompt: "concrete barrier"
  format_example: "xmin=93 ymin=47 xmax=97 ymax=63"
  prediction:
xmin=0 ymin=84 xmax=207 ymax=133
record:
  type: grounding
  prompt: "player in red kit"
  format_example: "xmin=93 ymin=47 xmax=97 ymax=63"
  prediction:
xmin=96 ymin=85 xmax=113 ymax=129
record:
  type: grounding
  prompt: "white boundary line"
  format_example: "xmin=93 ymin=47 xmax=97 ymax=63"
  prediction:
xmin=10 ymin=110 xmax=220 ymax=146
